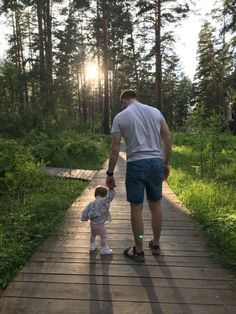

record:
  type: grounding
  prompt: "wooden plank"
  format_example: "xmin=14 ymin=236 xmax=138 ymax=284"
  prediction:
xmin=14 ymin=273 xmax=234 ymax=290
xmin=1 ymin=297 xmax=235 ymax=314
xmin=67 ymin=213 xmax=194 ymax=221
xmin=40 ymin=239 xmax=211 ymax=251
xmin=29 ymin=256 xmax=220 ymax=268
xmin=64 ymin=217 xmax=197 ymax=224
xmin=43 ymin=167 xmax=97 ymax=181
xmin=3 ymin=282 xmax=236 ymax=305
xmin=59 ymin=223 xmax=198 ymax=231
xmin=54 ymin=227 xmax=201 ymax=236
xmin=21 ymin=262 xmax=233 ymax=281
xmin=49 ymin=234 xmax=206 ymax=243
xmin=31 ymin=251 xmax=216 ymax=262
xmin=37 ymin=246 xmax=213 ymax=257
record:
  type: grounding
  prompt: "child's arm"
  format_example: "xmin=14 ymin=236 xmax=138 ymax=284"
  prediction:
xmin=81 ymin=204 xmax=91 ymax=221
xmin=105 ymin=188 xmax=115 ymax=204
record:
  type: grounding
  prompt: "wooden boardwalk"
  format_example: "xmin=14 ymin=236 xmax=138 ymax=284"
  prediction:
xmin=44 ymin=167 xmax=98 ymax=181
xmin=1 ymin=152 xmax=236 ymax=314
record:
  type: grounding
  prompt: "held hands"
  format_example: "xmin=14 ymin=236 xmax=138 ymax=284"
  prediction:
xmin=106 ymin=175 xmax=116 ymax=189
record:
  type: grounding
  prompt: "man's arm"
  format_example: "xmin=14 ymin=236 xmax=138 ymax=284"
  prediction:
xmin=106 ymin=132 xmax=122 ymax=188
xmin=108 ymin=132 xmax=122 ymax=172
xmin=160 ymin=119 xmax=172 ymax=180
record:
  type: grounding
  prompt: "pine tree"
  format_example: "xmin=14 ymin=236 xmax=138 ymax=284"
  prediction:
xmin=136 ymin=0 xmax=191 ymax=111
xmin=223 ymin=0 xmax=236 ymax=134
xmin=223 ymin=0 xmax=236 ymax=33
xmin=162 ymin=53 xmax=192 ymax=129
xmin=195 ymin=21 xmax=221 ymax=116
xmin=174 ymin=75 xmax=192 ymax=130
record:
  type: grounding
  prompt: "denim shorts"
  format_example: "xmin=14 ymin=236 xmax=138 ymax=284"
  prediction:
xmin=126 ymin=158 xmax=163 ymax=204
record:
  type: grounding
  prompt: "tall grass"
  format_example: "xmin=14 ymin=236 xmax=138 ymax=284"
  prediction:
xmin=0 ymin=176 xmax=86 ymax=291
xmin=168 ymin=133 xmax=236 ymax=269
xmin=0 ymin=132 xmax=111 ymax=291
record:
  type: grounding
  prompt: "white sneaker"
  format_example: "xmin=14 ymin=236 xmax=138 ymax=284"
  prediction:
xmin=90 ymin=242 xmax=97 ymax=252
xmin=100 ymin=246 xmax=113 ymax=255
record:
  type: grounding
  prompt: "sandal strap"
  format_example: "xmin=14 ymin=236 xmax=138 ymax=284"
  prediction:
xmin=133 ymin=246 xmax=144 ymax=257
xmin=149 ymin=240 xmax=160 ymax=249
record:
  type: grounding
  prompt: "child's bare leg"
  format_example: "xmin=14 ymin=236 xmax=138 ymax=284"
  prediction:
xmin=99 ymin=224 xmax=112 ymax=255
xmin=99 ymin=224 xmax=107 ymax=247
xmin=90 ymin=225 xmax=98 ymax=251
xmin=90 ymin=233 xmax=96 ymax=243
xmin=90 ymin=225 xmax=97 ymax=243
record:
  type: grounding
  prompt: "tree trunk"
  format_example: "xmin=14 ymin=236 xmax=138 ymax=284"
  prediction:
xmin=232 ymin=103 xmax=236 ymax=135
xmin=36 ymin=0 xmax=45 ymax=95
xmin=27 ymin=12 xmax=35 ymax=103
xmin=103 ymin=5 xmax=110 ymax=134
xmin=14 ymin=8 xmax=26 ymax=107
xmin=80 ymin=17 xmax=87 ymax=123
xmin=154 ymin=0 xmax=163 ymax=111
xmin=96 ymin=0 xmax=103 ymax=114
xmin=130 ymin=27 xmax=139 ymax=89
xmin=221 ymin=14 xmax=227 ymax=123
xmin=45 ymin=0 xmax=53 ymax=85
xmin=16 ymin=9 xmax=28 ymax=105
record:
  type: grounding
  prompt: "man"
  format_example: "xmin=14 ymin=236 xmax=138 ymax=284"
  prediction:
xmin=106 ymin=89 xmax=172 ymax=262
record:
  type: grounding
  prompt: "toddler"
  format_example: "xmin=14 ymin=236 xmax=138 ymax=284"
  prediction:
xmin=81 ymin=186 xmax=115 ymax=255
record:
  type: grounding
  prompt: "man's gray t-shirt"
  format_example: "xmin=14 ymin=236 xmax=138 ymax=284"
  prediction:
xmin=111 ymin=102 xmax=164 ymax=162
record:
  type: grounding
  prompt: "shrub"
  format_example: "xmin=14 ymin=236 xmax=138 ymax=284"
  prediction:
xmin=0 ymin=138 xmax=42 ymax=196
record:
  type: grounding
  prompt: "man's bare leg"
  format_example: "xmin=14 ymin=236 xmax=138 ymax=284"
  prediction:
xmin=148 ymin=201 xmax=163 ymax=245
xmin=130 ymin=203 xmax=144 ymax=252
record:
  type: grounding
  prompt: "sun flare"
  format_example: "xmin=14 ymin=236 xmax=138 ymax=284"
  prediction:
xmin=86 ymin=63 xmax=99 ymax=81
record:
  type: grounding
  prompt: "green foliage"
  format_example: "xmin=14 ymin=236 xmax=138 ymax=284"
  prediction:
xmin=195 ymin=21 xmax=220 ymax=115
xmin=223 ymin=0 xmax=236 ymax=33
xmin=22 ymin=130 xmax=111 ymax=169
xmin=163 ymin=54 xmax=192 ymax=129
xmin=189 ymin=106 xmax=224 ymax=178
xmin=169 ymin=132 xmax=236 ymax=269
xmin=0 ymin=133 xmax=110 ymax=291
xmin=0 ymin=175 xmax=86 ymax=291
xmin=0 ymin=138 xmax=42 ymax=196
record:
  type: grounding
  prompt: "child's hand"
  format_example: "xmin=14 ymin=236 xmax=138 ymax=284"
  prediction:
xmin=106 ymin=176 xmax=116 ymax=189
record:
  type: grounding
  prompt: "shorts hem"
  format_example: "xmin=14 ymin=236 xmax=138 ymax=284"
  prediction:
xmin=147 ymin=196 xmax=162 ymax=202
xmin=127 ymin=199 xmax=144 ymax=205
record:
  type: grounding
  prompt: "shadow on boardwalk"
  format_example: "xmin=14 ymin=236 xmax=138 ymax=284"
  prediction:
xmin=89 ymin=253 xmax=114 ymax=314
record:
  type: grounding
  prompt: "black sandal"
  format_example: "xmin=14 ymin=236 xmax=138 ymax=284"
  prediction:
xmin=123 ymin=246 xmax=145 ymax=263
xmin=149 ymin=240 xmax=161 ymax=255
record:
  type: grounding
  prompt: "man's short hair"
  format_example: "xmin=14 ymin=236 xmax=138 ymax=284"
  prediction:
xmin=120 ymin=89 xmax=137 ymax=100
xmin=95 ymin=186 xmax=108 ymax=198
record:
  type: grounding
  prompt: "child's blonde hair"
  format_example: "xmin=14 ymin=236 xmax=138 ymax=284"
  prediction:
xmin=95 ymin=186 xmax=108 ymax=198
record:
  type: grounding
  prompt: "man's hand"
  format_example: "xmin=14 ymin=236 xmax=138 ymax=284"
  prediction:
xmin=163 ymin=164 xmax=170 ymax=181
xmin=106 ymin=176 xmax=116 ymax=189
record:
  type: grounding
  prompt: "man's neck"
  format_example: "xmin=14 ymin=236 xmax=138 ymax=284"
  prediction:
xmin=128 ymin=99 xmax=138 ymax=106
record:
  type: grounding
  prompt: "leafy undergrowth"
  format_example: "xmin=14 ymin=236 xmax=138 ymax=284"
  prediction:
xmin=22 ymin=130 xmax=111 ymax=170
xmin=0 ymin=176 xmax=86 ymax=291
xmin=0 ymin=138 xmax=87 ymax=291
xmin=168 ymin=133 xmax=236 ymax=270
